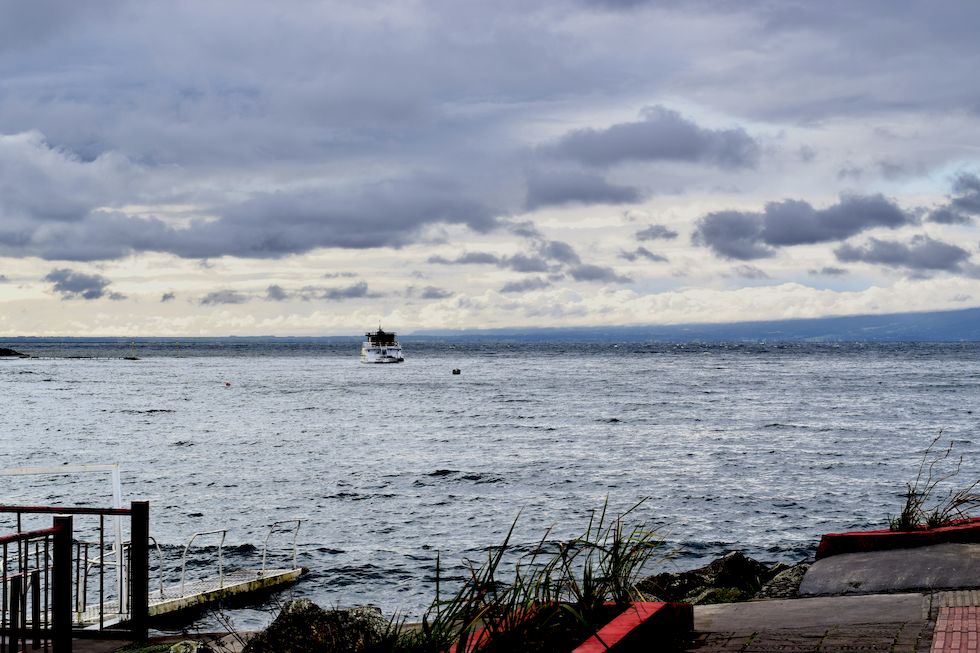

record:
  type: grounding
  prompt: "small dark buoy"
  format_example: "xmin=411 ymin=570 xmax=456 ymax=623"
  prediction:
xmin=452 ymin=368 xmax=461 ymax=375
xmin=224 ymin=381 xmax=232 ymax=387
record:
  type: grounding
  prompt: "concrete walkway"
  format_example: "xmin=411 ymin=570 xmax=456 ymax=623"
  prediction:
xmin=687 ymin=593 xmax=936 ymax=652
xmin=688 ymin=543 xmax=980 ymax=653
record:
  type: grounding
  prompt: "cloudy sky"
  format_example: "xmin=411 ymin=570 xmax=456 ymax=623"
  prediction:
xmin=1 ymin=1 xmax=979 ymax=336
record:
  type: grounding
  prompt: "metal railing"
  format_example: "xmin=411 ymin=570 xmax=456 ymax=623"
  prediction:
xmin=1 ymin=522 xmax=65 ymax=652
xmin=0 ymin=502 xmax=149 ymax=648
xmin=178 ymin=529 xmax=227 ymax=594
xmin=261 ymin=519 xmax=304 ymax=574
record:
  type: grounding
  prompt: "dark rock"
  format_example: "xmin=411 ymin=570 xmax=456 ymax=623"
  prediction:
xmin=637 ymin=551 xmax=783 ymax=604
xmin=0 ymin=348 xmax=27 ymax=358
xmin=242 ymin=600 xmax=390 ymax=653
xmin=753 ymin=561 xmax=811 ymax=599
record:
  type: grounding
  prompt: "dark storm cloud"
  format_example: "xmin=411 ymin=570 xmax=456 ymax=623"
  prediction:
xmin=692 ymin=194 xmax=914 ymax=260
xmin=428 ymin=243 xmax=571 ymax=274
xmin=427 ymin=238 xmax=628 ymax=284
xmin=500 ymin=277 xmax=552 ymax=293
xmin=199 ymin=290 xmax=249 ymax=306
xmin=568 ymin=264 xmax=631 ymax=283
xmin=43 ymin=268 xmax=115 ymax=300
xmin=183 ymin=182 xmax=498 ymax=258
xmin=266 ymin=284 xmax=289 ymax=301
xmin=543 ymin=106 xmax=759 ymax=169
xmin=525 ymin=169 xmax=641 ymax=210
xmin=620 ymin=247 xmax=667 ymax=262
xmin=4 ymin=1 xmax=980 ymax=269
xmin=538 ymin=240 xmax=581 ymax=265
xmin=636 ymin=224 xmax=678 ymax=241
xmin=762 ymin=195 xmax=911 ymax=245
xmin=456 ymin=252 xmax=502 ymax=265
xmin=507 ymin=221 xmax=542 ymax=239
xmin=0 ymin=131 xmax=507 ymax=261
xmin=834 ymin=235 xmax=971 ymax=272
xmin=1 ymin=182 xmax=501 ymax=261
xmin=928 ymin=173 xmax=980 ymax=224
xmin=506 ymin=254 xmax=551 ymax=273
xmin=322 ymin=281 xmax=373 ymax=301
xmin=160 ymin=291 xmax=176 ymax=302
xmin=692 ymin=211 xmax=774 ymax=261
xmin=418 ymin=286 xmax=453 ymax=299
xmin=928 ymin=207 xmax=973 ymax=225
xmin=952 ymin=174 xmax=980 ymax=209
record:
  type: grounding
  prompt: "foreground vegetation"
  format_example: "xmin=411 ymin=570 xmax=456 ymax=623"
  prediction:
xmin=889 ymin=433 xmax=980 ymax=531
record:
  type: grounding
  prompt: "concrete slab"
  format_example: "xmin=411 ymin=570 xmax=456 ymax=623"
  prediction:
xmin=800 ymin=543 xmax=980 ymax=596
xmin=694 ymin=593 xmax=927 ymax=632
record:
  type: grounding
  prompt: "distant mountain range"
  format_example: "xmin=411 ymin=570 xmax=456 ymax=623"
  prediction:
xmin=410 ymin=306 xmax=980 ymax=342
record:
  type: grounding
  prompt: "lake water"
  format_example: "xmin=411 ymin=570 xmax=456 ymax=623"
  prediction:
xmin=1 ymin=340 xmax=978 ymax=628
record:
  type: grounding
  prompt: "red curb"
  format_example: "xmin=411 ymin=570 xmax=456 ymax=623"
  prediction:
xmin=816 ymin=517 xmax=980 ymax=559
xmin=448 ymin=601 xmax=693 ymax=653
xmin=572 ymin=602 xmax=693 ymax=653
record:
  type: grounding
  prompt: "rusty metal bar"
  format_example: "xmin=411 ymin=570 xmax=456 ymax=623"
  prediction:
xmin=0 ymin=506 xmax=131 ymax=517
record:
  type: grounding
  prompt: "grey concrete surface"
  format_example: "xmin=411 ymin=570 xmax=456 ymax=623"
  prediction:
xmin=800 ymin=543 xmax=980 ymax=596
xmin=694 ymin=593 xmax=927 ymax=632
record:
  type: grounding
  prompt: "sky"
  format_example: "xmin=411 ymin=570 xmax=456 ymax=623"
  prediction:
xmin=1 ymin=1 xmax=979 ymax=336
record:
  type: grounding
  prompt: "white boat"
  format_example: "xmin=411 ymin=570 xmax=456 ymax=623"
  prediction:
xmin=360 ymin=328 xmax=405 ymax=363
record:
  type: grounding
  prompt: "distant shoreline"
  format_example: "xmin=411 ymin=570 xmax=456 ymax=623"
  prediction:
xmin=1 ymin=305 xmax=979 ymax=342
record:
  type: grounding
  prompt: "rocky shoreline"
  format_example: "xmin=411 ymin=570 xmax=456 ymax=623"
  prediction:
xmin=636 ymin=550 xmax=811 ymax=604
xmin=0 ymin=347 xmax=28 ymax=357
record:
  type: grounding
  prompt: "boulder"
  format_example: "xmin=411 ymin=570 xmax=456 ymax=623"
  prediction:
xmin=637 ymin=551 xmax=782 ymax=604
xmin=753 ymin=561 xmax=811 ymax=599
xmin=242 ymin=599 xmax=390 ymax=653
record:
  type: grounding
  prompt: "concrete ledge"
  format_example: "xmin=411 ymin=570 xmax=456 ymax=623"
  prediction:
xmin=816 ymin=517 xmax=980 ymax=560
xmin=801 ymin=544 xmax=980 ymax=597
xmin=694 ymin=593 xmax=926 ymax=633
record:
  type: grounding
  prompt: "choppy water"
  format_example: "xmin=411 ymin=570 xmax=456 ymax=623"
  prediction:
xmin=1 ymin=340 xmax=979 ymax=628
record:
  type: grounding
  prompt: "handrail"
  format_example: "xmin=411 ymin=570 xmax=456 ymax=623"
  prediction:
xmin=0 ymin=505 xmax=132 ymax=516
xmin=179 ymin=529 xmax=227 ymax=594
xmin=0 ymin=524 xmax=61 ymax=545
xmin=260 ymin=519 xmax=304 ymax=574
xmin=148 ymin=536 xmax=166 ymax=598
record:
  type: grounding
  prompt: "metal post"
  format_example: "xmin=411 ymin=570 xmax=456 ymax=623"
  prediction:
xmin=129 ymin=501 xmax=149 ymax=643
xmin=51 ymin=516 xmax=72 ymax=653
xmin=31 ymin=569 xmax=41 ymax=650
xmin=10 ymin=575 xmax=22 ymax=653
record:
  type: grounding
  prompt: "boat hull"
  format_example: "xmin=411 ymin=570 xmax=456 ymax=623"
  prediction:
xmin=360 ymin=346 xmax=405 ymax=363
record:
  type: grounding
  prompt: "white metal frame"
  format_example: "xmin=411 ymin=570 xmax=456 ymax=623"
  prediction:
xmin=0 ymin=464 xmax=128 ymax=613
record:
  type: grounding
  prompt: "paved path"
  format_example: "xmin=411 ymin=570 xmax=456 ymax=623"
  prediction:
xmin=687 ymin=592 xmax=980 ymax=652
xmin=687 ymin=593 xmax=938 ymax=652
